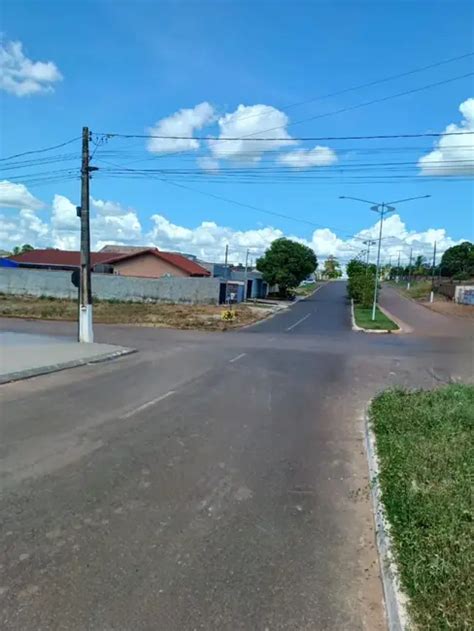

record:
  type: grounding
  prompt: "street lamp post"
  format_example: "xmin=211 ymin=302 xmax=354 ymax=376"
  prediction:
xmin=339 ymin=195 xmax=430 ymax=321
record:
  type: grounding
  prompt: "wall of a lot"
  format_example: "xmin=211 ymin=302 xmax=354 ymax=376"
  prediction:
xmin=0 ymin=268 xmax=221 ymax=304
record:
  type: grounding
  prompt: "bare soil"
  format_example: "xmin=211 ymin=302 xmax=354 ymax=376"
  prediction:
xmin=0 ymin=295 xmax=270 ymax=331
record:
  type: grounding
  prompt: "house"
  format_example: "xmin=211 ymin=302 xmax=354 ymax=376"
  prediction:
xmin=9 ymin=248 xmax=210 ymax=278
xmin=197 ymin=260 xmax=268 ymax=299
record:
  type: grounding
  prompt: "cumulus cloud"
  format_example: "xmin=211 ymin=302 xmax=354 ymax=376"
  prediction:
xmin=0 ymin=39 xmax=62 ymax=96
xmin=0 ymin=180 xmax=44 ymax=210
xmin=52 ymin=194 xmax=78 ymax=230
xmin=147 ymin=102 xmax=215 ymax=154
xmin=418 ymin=98 xmax=474 ymax=176
xmin=0 ymin=181 xmax=467 ymax=269
xmin=278 ymin=145 xmax=337 ymax=168
xmin=197 ymin=156 xmax=220 ymax=173
xmin=208 ymin=104 xmax=296 ymax=163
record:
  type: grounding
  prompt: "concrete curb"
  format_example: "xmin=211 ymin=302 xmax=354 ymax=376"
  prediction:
xmin=0 ymin=347 xmax=136 ymax=385
xmin=350 ymin=299 xmax=394 ymax=334
xmin=364 ymin=410 xmax=411 ymax=631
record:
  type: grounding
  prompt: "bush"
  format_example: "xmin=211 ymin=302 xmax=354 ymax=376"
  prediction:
xmin=348 ymin=273 xmax=375 ymax=308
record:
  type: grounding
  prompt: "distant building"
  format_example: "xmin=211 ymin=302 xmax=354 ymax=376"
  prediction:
xmin=9 ymin=248 xmax=210 ymax=278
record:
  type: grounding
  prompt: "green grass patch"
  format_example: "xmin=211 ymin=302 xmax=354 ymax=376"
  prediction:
xmin=294 ymin=282 xmax=318 ymax=296
xmin=387 ymin=279 xmax=433 ymax=301
xmin=353 ymin=304 xmax=398 ymax=330
xmin=370 ymin=385 xmax=474 ymax=630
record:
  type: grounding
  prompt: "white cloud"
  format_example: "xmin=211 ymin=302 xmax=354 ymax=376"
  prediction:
xmin=278 ymin=145 xmax=338 ymax=168
xmin=92 ymin=212 xmax=142 ymax=244
xmin=208 ymin=104 xmax=296 ymax=163
xmin=52 ymin=194 xmax=78 ymax=230
xmin=197 ymin=156 xmax=220 ymax=173
xmin=0 ymin=180 xmax=44 ymax=210
xmin=418 ymin=98 xmax=474 ymax=176
xmin=147 ymin=102 xmax=215 ymax=154
xmin=0 ymin=181 xmax=467 ymax=270
xmin=91 ymin=198 xmax=132 ymax=216
xmin=0 ymin=39 xmax=62 ymax=96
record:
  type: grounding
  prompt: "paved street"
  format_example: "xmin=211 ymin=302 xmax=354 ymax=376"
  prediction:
xmin=1 ymin=282 xmax=472 ymax=630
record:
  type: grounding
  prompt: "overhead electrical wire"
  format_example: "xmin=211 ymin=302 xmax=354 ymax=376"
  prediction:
xmin=94 ymin=157 xmax=414 ymax=240
xmin=94 ymin=130 xmax=474 ymax=142
xmin=211 ymin=52 xmax=474 ymax=124
xmin=0 ymin=136 xmax=81 ymax=162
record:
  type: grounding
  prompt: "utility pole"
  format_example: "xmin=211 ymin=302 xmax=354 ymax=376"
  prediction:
xmin=340 ymin=194 xmax=430 ymax=321
xmin=78 ymin=127 xmax=93 ymax=343
xmin=224 ymin=244 xmax=229 ymax=304
xmin=371 ymin=203 xmax=389 ymax=320
xmin=396 ymin=250 xmax=401 ymax=283
xmin=243 ymin=248 xmax=249 ymax=301
xmin=430 ymin=241 xmax=437 ymax=303
xmin=363 ymin=239 xmax=376 ymax=275
xmin=407 ymin=247 xmax=413 ymax=290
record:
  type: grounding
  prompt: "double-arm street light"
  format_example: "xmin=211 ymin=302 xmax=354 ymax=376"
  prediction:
xmin=339 ymin=195 xmax=431 ymax=321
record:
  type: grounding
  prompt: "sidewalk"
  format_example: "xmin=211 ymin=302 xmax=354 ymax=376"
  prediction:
xmin=0 ymin=331 xmax=134 ymax=384
xmin=380 ymin=285 xmax=474 ymax=338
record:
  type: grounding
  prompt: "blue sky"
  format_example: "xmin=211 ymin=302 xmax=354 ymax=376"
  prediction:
xmin=1 ymin=0 xmax=473 ymax=264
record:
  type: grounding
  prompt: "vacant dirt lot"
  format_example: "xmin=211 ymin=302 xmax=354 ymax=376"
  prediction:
xmin=423 ymin=299 xmax=474 ymax=319
xmin=0 ymin=295 xmax=272 ymax=331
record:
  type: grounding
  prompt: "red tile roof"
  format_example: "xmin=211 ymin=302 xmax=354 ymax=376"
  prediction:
xmin=10 ymin=248 xmax=210 ymax=276
xmin=9 ymin=249 xmax=116 ymax=267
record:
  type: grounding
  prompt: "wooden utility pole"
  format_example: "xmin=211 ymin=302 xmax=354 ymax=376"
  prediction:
xmin=78 ymin=127 xmax=93 ymax=342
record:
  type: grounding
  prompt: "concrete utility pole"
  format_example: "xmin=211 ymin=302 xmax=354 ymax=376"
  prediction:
xmin=430 ymin=241 xmax=437 ymax=303
xmin=396 ymin=250 xmax=401 ymax=283
xmin=78 ymin=127 xmax=93 ymax=343
xmin=407 ymin=247 xmax=413 ymax=290
xmin=243 ymin=248 xmax=249 ymax=301
xmin=224 ymin=244 xmax=229 ymax=303
xmin=340 ymin=194 xmax=430 ymax=321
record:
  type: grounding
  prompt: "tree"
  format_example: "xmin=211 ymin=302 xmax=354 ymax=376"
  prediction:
xmin=257 ymin=238 xmax=317 ymax=297
xmin=440 ymin=241 xmax=474 ymax=278
xmin=323 ymin=255 xmax=342 ymax=279
xmin=346 ymin=257 xmax=375 ymax=308
xmin=413 ymin=255 xmax=429 ymax=276
xmin=12 ymin=244 xmax=34 ymax=255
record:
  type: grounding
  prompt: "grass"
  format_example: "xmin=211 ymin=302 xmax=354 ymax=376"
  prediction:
xmin=294 ymin=282 xmax=318 ymax=296
xmin=353 ymin=304 xmax=398 ymax=331
xmin=370 ymin=385 xmax=474 ymax=630
xmin=387 ymin=279 xmax=433 ymax=301
xmin=0 ymin=294 xmax=268 ymax=331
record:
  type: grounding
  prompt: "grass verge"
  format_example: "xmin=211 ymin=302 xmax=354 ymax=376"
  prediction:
xmin=294 ymin=282 xmax=318 ymax=296
xmin=353 ymin=304 xmax=398 ymax=331
xmin=370 ymin=385 xmax=474 ymax=630
xmin=0 ymin=294 xmax=269 ymax=331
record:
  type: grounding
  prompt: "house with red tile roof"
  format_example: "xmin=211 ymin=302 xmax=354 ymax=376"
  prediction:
xmin=9 ymin=248 xmax=210 ymax=278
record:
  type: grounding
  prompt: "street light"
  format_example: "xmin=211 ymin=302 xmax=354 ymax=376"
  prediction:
xmin=339 ymin=195 xmax=430 ymax=320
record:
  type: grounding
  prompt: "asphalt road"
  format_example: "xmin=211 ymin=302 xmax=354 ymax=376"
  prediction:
xmin=1 ymin=282 xmax=472 ymax=630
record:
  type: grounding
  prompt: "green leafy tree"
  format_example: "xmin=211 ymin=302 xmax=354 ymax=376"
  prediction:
xmin=323 ymin=255 xmax=342 ymax=279
xmin=257 ymin=238 xmax=317 ymax=297
xmin=12 ymin=244 xmax=34 ymax=255
xmin=440 ymin=241 xmax=474 ymax=278
xmin=346 ymin=257 xmax=376 ymax=308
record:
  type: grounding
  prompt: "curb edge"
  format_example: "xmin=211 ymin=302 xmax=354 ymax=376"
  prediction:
xmin=364 ymin=409 xmax=412 ymax=631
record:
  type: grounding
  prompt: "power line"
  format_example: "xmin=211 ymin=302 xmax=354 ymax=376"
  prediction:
xmin=95 ymin=158 xmax=394 ymax=241
xmin=214 ymin=52 xmax=474 ymax=124
xmin=94 ymin=130 xmax=474 ymax=142
xmin=0 ymin=136 xmax=81 ymax=162
xmin=241 ymin=72 xmax=474 ymax=137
